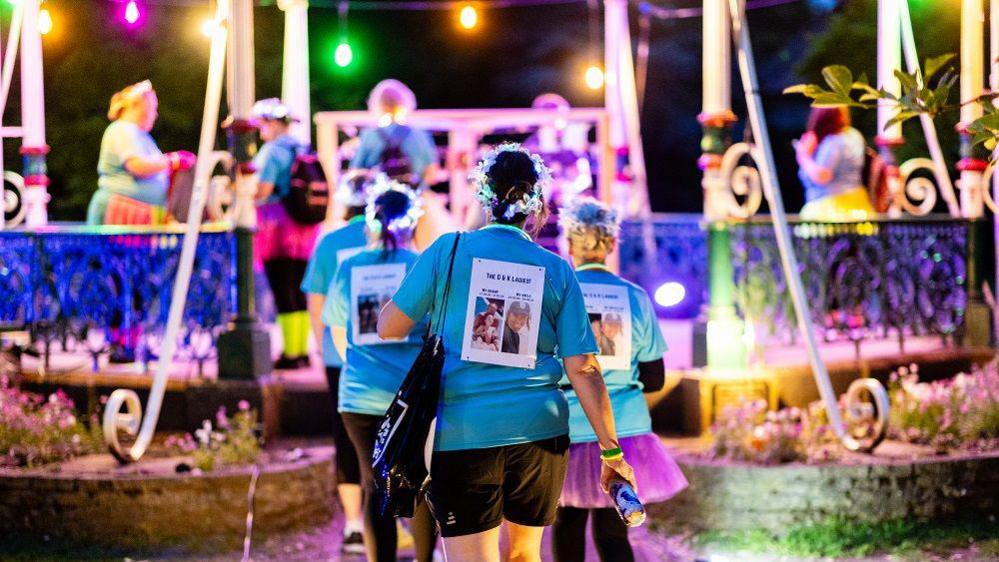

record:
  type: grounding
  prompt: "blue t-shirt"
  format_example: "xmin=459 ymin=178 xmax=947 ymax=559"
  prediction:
xmin=798 ymin=127 xmax=865 ymax=203
xmin=254 ymin=134 xmax=300 ymax=203
xmin=324 ymin=248 xmax=428 ymax=416
xmin=89 ymin=120 xmax=169 ymax=224
xmin=301 ymin=216 xmax=369 ymax=368
xmin=392 ymin=225 xmax=598 ymax=452
xmin=561 ymin=266 xmax=667 ymax=443
xmin=350 ymin=124 xmax=437 ymax=183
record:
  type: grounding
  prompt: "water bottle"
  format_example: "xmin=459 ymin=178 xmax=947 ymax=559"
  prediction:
xmin=608 ymin=478 xmax=646 ymax=527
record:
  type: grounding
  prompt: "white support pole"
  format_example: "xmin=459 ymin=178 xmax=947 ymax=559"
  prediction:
xmin=603 ymin=0 xmax=650 ymax=217
xmin=960 ymin=0 xmax=986 ymax=218
xmin=701 ymin=0 xmax=734 ymax=222
xmin=228 ymin=0 xmax=258 ymax=229
xmin=20 ymin=0 xmax=47 ymax=227
xmin=992 ymin=0 xmax=999 ymax=339
xmin=279 ymin=0 xmax=312 ymax=146
xmin=877 ymin=0 xmax=902 ymax=142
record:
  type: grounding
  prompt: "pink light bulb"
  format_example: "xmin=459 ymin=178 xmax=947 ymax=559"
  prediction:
xmin=124 ymin=1 xmax=140 ymax=26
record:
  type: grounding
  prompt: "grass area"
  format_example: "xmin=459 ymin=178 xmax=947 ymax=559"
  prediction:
xmin=0 ymin=535 xmax=230 ymax=562
xmin=697 ymin=516 xmax=999 ymax=559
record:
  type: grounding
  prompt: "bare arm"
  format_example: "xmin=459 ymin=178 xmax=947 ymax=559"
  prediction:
xmin=563 ymin=353 xmax=637 ymax=492
xmin=307 ymin=294 xmax=326 ymax=352
xmin=331 ymin=326 xmax=348 ymax=361
xmin=797 ymin=156 xmax=834 ymax=185
xmin=255 ymin=181 xmax=276 ymax=201
xmin=377 ymin=300 xmax=415 ymax=340
xmin=124 ymin=155 xmax=170 ymax=178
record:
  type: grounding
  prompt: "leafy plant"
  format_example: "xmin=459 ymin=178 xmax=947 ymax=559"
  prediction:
xmin=0 ymin=377 xmax=101 ymax=467
xmin=709 ymin=398 xmax=841 ymax=464
xmin=164 ymin=401 xmax=262 ymax=472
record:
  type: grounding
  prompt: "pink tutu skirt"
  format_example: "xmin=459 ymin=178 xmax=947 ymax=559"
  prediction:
xmin=254 ymin=202 xmax=319 ymax=267
xmin=560 ymin=433 xmax=688 ymax=509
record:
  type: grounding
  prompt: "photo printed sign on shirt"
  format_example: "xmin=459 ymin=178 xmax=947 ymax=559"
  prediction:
xmin=580 ymin=283 xmax=632 ymax=371
xmin=351 ymin=262 xmax=408 ymax=345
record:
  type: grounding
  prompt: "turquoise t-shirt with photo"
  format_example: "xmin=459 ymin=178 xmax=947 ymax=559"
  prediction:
xmin=301 ymin=216 xmax=369 ymax=368
xmin=391 ymin=225 xmax=598 ymax=452
xmin=324 ymin=248 xmax=427 ymax=416
xmin=561 ymin=265 xmax=668 ymax=443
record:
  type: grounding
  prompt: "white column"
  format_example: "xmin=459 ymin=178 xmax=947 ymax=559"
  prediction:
xmin=20 ymin=0 xmax=47 ymax=227
xmin=877 ymin=0 xmax=902 ymax=141
xmin=960 ymin=0 xmax=985 ymax=218
xmin=227 ymin=0 xmax=258 ymax=228
xmin=279 ymin=0 xmax=312 ymax=146
xmin=702 ymin=0 xmax=730 ymax=117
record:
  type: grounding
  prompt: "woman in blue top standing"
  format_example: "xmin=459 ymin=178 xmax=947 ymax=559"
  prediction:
xmin=251 ymin=98 xmax=320 ymax=369
xmin=300 ymin=170 xmax=374 ymax=554
xmin=552 ymin=198 xmax=688 ymax=562
xmin=324 ymin=179 xmax=438 ymax=562
xmin=87 ymin=80 xmax=195 ymax=225
xmin=350 ymin=79 xmax=438 ymax=187
xmin=378 ymin=144 xmax=636 ymax=562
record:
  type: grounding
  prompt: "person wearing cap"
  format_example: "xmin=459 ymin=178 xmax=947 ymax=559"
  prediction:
xmin=252 ymin=97 xmax=319 ymax=370
xmin=378 ymin=144 xmax=635 ymax=562
xmin=552 ymin=197 xmax=687 ymax=562
xmin=324 ymin=179 xmax=439 ymax=561
xmin=87 ymin=80 xmax=195 ymax=225
xmin=299 ymin=170 xmax=375 ymax=553
xmin=350 ymin=79 xmax=438 ymax=188
xmin=500 ymin=301 xmax=531 ymax=355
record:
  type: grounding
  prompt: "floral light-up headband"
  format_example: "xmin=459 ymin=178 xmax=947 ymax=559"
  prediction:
xmin=559 ymin=196 xmax=620 ymax=252
xmin=335 ymin=169 xmax=376 ymax=208
xmin=365 ymin=175 xmax=424 ymax=235
xmin=469 ymin=143 xmax=552 ymax=221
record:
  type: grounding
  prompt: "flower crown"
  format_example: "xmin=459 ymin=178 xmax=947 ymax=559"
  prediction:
xmin=469 ymin=143 xmax=552 ymax=221
xmin=559 ymin=196 xmax=620 ymax=250
xmin=365 ymin=175 xmax=424 ymax=235
xmin=335 ymin=169 xmax=376 ymax=208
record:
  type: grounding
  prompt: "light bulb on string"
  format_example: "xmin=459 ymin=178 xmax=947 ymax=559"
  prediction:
xmin=201 ymin=18 xmax=219 ymax=38
xmin=459 ymin=4 xmax=478 ymax=30
xmin=124 ymin=1 xmax=141 ymax=27
xmin=37 ymin=8 xmax=52 ymax=35
xmin=334 ymin=41 xmax=353 ymax=67
xmin=584 ymin=65 xmax=604 ymax=90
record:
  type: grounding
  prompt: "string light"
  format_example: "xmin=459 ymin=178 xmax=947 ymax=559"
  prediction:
xmin=334 ymin=41 xmax=353 ymax=67
xmin=200 ymin=17 xmax=218 ymax=38
xmin=37 ymin=8 xmax=53 ymax=35
xmin=459 ymin=4 xmax=478 ymax=30
xmin=584 ymin=65 xmax=604 ymax=90
xmin=124 ymin=1 xmax=140 ymax=26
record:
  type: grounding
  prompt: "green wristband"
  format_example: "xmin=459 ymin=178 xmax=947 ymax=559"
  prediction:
xmin=600 ymin=447 xmax=623 ymax=460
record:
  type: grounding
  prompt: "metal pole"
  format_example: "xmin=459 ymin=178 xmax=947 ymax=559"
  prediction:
xmin=728 ymin=0 xmax=862 ymax=449
xmin=103 ymin=0 xmax=231 ymax=462
xmin=20 ymin=0 xmax=47 ymax=227
xmin=279 ymin=0 xmax=312 ymax=146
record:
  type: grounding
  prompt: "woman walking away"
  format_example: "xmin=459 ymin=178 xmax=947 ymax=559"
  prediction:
xmin=552 ymin=197 xmax=688 ymax=562
xmin=795 ymin=106 xmax=875 ymax=221
xmin=300 ymin=170 xmax=376 ymax=553
xmin=377 ymin=144 xmax=636 ymax=562
xmin=324 ymin=179 xmax=438 ymax=562
xmin=251 ymin=98 xmax=320 ymax=369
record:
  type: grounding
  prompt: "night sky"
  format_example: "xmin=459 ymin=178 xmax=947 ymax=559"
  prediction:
xmin=21 ymin=0 xmax=834 ymax=219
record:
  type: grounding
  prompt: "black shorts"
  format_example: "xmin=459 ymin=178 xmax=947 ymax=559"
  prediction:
xmin=426 ymin=434 xmax=569 ymax=538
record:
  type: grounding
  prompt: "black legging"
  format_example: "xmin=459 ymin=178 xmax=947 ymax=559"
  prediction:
xmin=552 ymin=506 xmax=634 ymax=562
xmin=263 ymin=257 xmax=308 ymax=313
xmin=325 ymin=367 xmax=360 ymax=485
xmin=342 ymin=412 xmax=438 ymax=562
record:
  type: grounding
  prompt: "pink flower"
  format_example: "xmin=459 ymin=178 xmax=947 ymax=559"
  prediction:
xmin=238 ymin=400 xmax=250 ymax=411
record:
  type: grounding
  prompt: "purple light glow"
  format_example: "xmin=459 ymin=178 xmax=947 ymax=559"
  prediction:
xmin=123 ymin=1 xmax=142 ymax=27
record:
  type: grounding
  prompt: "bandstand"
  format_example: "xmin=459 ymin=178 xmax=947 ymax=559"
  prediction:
xmin=0 ymin=0 xmax=992 ymax=462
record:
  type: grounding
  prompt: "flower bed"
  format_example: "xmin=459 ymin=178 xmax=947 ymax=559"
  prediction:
xmin=0 ymin=377 xmax=100 ymax=467
xmin=164 ymin=401 xmax=262 ymax=472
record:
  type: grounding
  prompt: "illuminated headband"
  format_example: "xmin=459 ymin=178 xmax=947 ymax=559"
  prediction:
xmin=251 ymin=97 xmax=300 ymax=122
xmin=470 ymin=143 xmax=551 ymax=221
xmin=365 ymin=176 xmax=424 ymax=235
xmin=335 ymin=169 xmax=377 ymax=208
xmin=559 ymin=196 xmax=620 ymax=252
xmin=108 ymin=80 xmax=153 ymax=120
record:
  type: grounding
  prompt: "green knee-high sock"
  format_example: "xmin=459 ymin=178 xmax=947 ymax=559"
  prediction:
xmin=295 ymin=311 xmax=313 ymax=357
xmin=276 ymin=313 xmax=294 ymax=357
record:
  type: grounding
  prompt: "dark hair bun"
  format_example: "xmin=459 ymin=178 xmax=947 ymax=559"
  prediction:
xmin=487 ymin=151 xmax=539 ymax=222
xmin=374 ymin=189 xmax=411 ymax=223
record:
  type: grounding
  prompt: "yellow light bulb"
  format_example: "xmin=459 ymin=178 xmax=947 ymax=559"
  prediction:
xmin=585 ymin=65 xmax=604 ymax=90
xmin=38 ymin=8 xmax=53 ymax=35
xmin=459 ymin=5 xmax=478 ymax=30
xmin=201 ymin=18 xmax=218 ymax=38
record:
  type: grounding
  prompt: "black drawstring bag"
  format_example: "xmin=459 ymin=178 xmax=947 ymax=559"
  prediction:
xmin=372 ymin=233 xmax=461 ymax=518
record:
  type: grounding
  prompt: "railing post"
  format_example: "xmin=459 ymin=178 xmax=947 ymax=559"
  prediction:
xmin=217 ymin=0 xmax=272 ymax=379
xmin=20 ymin=0 xmax=48 ymax=227
xmin=695 ymin=0 xmax=745 ymax=371
xmin=877 ymin=0 xmax=904 ymax=217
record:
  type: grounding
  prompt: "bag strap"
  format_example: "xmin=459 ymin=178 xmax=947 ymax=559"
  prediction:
xmin=429 ymin=232 xmax=461 ymax=337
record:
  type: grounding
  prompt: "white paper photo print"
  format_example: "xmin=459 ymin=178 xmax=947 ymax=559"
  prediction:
xmin=580 ymin=283 xmax=632 ymax=371
xmin=461 ymin=258 xmax=545 ymax=369
xmin=351 ymin=263 xmax=408 ymax=345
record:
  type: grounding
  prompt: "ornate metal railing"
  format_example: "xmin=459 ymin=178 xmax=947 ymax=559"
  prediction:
xmin=731 ymin=216 xmax=968 ymax=350
xmin=619 ymin=214 xmax=970 ymax=351
xmin=0 ymin=224 xmax=236 ymax=373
